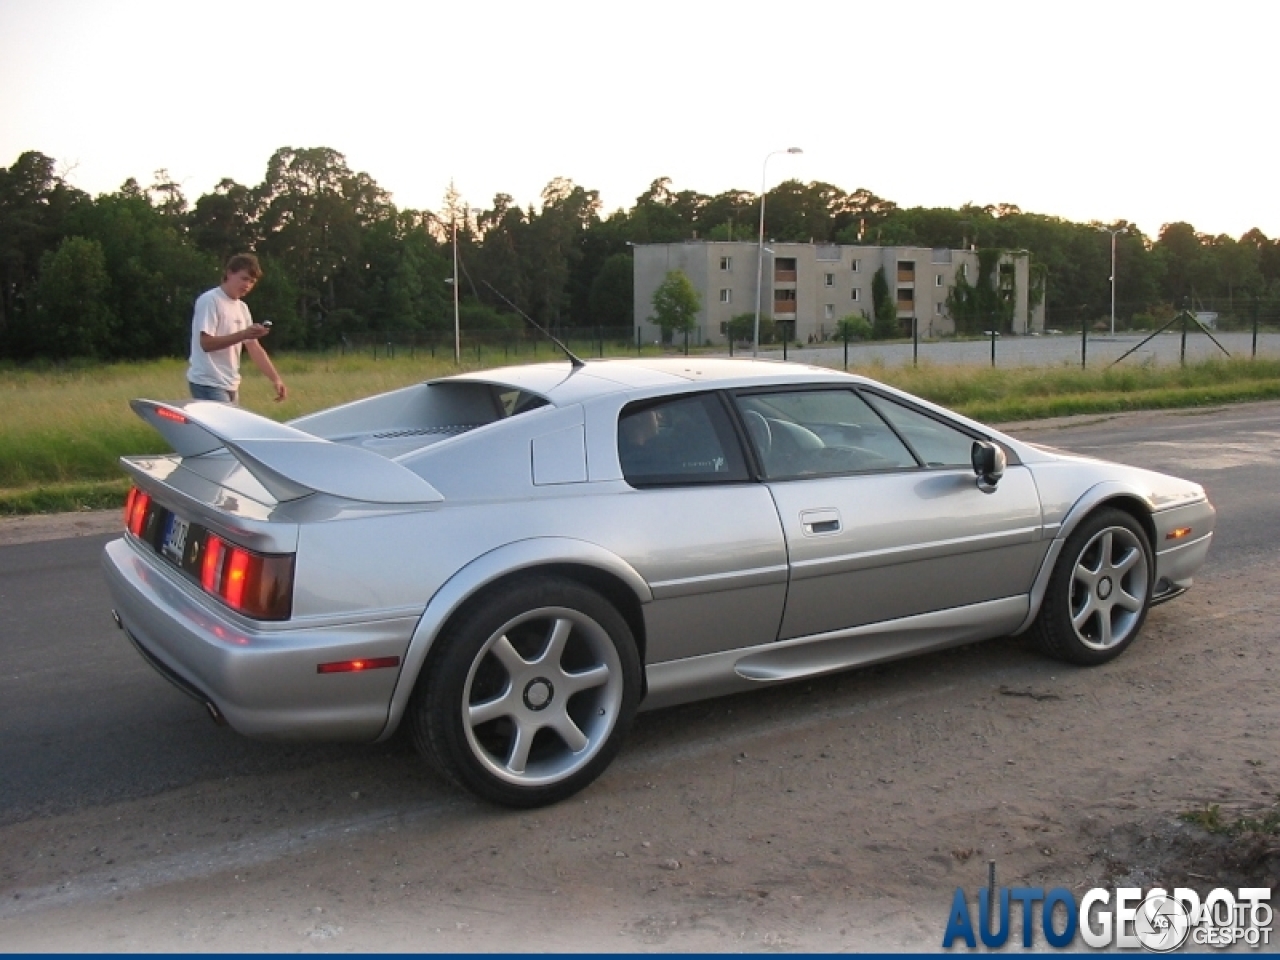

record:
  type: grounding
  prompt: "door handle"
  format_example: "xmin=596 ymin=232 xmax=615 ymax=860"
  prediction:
xmin=800 ymin=508 xmax=842 ymax=536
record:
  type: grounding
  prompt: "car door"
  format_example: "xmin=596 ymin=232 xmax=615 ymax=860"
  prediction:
xmin=734 ymin=387 xmax=1046 ymax=641
xmin=612 ymin=391 xmax=789 ymax=663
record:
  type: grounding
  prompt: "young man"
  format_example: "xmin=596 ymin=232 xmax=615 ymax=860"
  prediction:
xmin=187 ymin=253 xmax=287 ymax=404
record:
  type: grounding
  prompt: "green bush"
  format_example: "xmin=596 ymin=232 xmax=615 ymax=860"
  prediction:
xmin=837 ymin=313 xmax=873 ymax=341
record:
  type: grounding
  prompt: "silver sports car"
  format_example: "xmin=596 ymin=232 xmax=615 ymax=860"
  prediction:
xmin=102 ymin=357 xmax=1214 ymax=807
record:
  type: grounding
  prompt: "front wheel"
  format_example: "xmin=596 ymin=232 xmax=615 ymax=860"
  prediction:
xmin=410 ymin=576 xmax=640 ymax=807
xmin=1032 ymin=508 xmax=1154 ymax=666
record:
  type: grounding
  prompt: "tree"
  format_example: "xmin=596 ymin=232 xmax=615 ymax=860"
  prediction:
xmin=63 ymin=184 xmax=214 ymax=359
xmin=1156 ymin=222 xmax=1215 ymax=304
xmin=473 ymin=192 xmax=529 ymax=315
xmin=0 ymin=151 xmax=88 ymax=355
xmin=1209 ymin=234 xmax=1263 ymax=311
xmin=761 ymin=179 xmax=851 ymax=243
xmin=870 ymin=266 xmax=899 ymax=339
xmin=255 ymin=146 xmax=394 ymax=346
xmin=34 ymin=236 xmax=114 ymax=358
xmin=189 ymin=178 xmax=260 ymax=260
xmin=627 ymin=177 xmax=688 ymax=243
xmin=588 ymin=253 xmax=633 ymax=327
xmin=524 ymin=178 xmax=600 ymax=330
xmin=360 ymin=211 xmax=449 ymax=340
xmin=650 ymin=270 xmax=700 ymax=342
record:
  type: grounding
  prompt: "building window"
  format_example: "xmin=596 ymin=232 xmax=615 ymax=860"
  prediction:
xmin=824 ymin=273 xmax=835 ymax=287
xmin=935 ymin=303 xmax=944 ymax=315
xmin=959 ymin=263 xmax=968 ymax=279
xmin=719 ymin=288 xmax=732 ymax=303
xmin=897 ymin=288 xmax=914 ymax=304
xmin=850 ymin=288 xmax=861 ymax=301
xmin=824 ymin=304 xmax=835 ymax=320
xmin=776 ymin=289 xmax=797 ymax=301
xmin=897 ymin=260 xmax=916 ymax=282
xmin=851 ymin=258 xmax=861 ymax=272
xmin=720 ymin=256 xmax=732 ymax=271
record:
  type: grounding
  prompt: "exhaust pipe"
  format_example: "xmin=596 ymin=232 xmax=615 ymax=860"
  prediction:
xmin=116 ymin=614 xmax=228 ymax=726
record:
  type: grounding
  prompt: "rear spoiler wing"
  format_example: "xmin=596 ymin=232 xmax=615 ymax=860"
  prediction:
xmin=130 ymin=399 xmax=444 ymax=505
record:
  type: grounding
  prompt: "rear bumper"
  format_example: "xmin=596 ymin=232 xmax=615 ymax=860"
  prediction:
xmin=102 ymin=537 xmax=419 ymax=741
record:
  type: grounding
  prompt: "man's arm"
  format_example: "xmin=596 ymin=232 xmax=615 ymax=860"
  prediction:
xmin=199 ymin=325 xmax=269 ymax=352
xmin=244 ymin=339 xmax=287 ymax=402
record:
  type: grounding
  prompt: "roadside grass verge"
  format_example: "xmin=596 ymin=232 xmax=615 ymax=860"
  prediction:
xmin=3 ymin=353 xmax=1278 ymax=515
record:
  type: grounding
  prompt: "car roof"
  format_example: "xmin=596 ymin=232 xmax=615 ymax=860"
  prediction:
xmin=438 ymin=357 xmax=861 ymax=405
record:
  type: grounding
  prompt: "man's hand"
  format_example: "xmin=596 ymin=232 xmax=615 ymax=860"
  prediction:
xmin=241 ymin=323 xmax=271 ymax=341
xmin=272 ymin=379 xmax=288 ymax=403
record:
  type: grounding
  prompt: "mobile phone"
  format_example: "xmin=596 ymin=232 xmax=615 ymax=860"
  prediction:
xmin=261 ymin=320 xmax=272 ymax=328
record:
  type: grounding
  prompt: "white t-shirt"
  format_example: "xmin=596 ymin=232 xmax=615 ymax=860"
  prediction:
xmin=187 ymin=286 xmax=252 ymax=390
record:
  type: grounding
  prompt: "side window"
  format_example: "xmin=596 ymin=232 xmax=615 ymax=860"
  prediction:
xmin=618 ymin=393 xmax=748 ymax=487
xmin=862 ymin=392 xmax=979 ymax=467
xmin=734 ymin=389 xmax=917 ymax=479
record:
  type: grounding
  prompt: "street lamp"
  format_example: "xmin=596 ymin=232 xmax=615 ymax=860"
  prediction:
xmin=753 ymin=147 xmax=803 ymax=357
xmin=451 ymin=211 xmax=460 ymax=364
xmin=1098 ymin=226 xmax=1123 ymax=337
xmin=432 ymin=203 xmax=464 ymax=365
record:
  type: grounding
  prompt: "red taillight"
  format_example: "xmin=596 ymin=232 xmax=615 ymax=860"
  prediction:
xmin=155 ymin=407 xmax=187 ymax=424
xmin=125 ymin=487 xmax=151 ymax=537
xmin=200 ymin=533 xmax=293 ymax=620
xmin=201 ymin=534 xmax=226 ymax=592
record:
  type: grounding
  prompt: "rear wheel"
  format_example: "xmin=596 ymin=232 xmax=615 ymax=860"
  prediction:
xmin=410 ymin=576 xmax=640 ymax=807
xmin=1033 ymin=508 xmax=1153 ymax=665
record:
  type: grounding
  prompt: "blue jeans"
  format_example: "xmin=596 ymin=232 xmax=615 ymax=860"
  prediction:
xmin=188 ymin=382 xmax=237 ymax=404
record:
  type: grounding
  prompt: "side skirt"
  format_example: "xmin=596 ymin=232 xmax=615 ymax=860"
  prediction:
xmin=641 ymin=595 xmax=1028 ymax=711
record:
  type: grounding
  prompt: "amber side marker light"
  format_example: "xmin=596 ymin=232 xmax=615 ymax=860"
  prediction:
xmin=1166 ymin=527 xmax=1193 ymax=540
xmin=317 ymin=657 xmax=401 ymax=675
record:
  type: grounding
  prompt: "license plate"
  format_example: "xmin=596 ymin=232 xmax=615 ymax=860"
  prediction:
xmin=161 ymin=513 xmax=189 ymax=564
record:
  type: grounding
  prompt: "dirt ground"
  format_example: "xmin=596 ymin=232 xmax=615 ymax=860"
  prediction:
xmin=0 ymin=514 xmax=1276 ymax=951
xmin=0 ymin=508 xmax=121 ymax=547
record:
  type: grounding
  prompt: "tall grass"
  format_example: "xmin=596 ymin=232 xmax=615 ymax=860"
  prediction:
xmin=2 ymin=352 xmax=1278 ymax=514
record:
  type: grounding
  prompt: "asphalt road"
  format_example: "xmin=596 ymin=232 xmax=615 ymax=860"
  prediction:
xmin=0 ymin=532 xmax=382 ymax=826
xmin=2 ymin=402 xmax=1273 ymax=826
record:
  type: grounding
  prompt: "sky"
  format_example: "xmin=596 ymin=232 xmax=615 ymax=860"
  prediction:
xmin=1 ymin=0 xmax=1275 ymax=241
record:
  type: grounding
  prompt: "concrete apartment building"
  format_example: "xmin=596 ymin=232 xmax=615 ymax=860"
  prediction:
xmin=632 ymin=241 xmax=1043 ymax=346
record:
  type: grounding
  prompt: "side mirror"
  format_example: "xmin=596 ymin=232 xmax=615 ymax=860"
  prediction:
xmin=971 ymin=440 xmax=1006 ymax=489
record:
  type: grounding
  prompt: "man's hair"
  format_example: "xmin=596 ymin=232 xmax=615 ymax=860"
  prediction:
xmin=224 ymin=253 xmax=263 ymax=280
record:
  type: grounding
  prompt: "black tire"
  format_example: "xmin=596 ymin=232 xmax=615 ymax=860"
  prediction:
xmin=1033 ymin=508 xmax=1154 ymax=666
xmin=410 ymin=576 xmax=641 ymax=808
